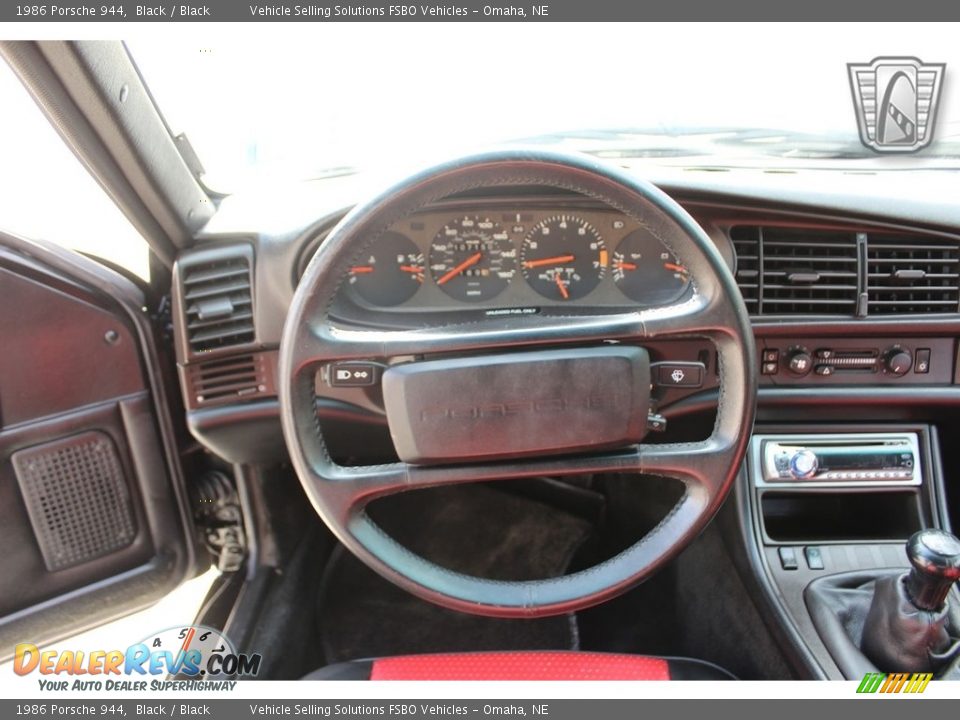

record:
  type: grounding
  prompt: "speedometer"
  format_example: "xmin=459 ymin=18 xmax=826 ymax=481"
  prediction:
xmin=520 ymin=215 xmax=607 ymax=301
xmin=429 ymin=216 xmax=516 ymax=301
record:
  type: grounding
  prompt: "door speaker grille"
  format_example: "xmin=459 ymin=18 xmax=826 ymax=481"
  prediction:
xmin=12 ymin=432 xmax=137 ymax=571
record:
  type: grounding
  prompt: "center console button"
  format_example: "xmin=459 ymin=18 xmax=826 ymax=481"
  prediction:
xmin=787 ymin=350 xmax=813 ymax=376
xmin=778 ymin=547 xmax=799 ymax=570
xmin=804 ymin=546 xmax=825 ymax=570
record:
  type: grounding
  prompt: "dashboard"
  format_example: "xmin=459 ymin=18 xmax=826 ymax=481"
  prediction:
xmin=171 ymin=171 xmax=960 ymax=471
xmin=323 ymin=199 xmax=693 ymax=315
xmin=168 ymin=165 xmax=960 ymax=682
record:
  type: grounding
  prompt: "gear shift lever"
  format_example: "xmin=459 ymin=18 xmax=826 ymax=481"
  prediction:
xmin=905 ymin=529 xmax=960 ymax=612
xmin=860 ymin=529 xmax=960 ymax=673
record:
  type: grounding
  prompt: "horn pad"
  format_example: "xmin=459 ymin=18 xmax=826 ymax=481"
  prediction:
xmin=382 ymin=346 xmax=650 ymax=465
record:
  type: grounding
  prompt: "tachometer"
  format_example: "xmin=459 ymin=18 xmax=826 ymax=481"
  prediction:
xmin=347 ymin=231 xmax=424 ymax=306
xmin=429 ymin=216 xmax=516 ymax=301
xmin=612 ymin=229 xmax=691 ymax=305
xmin=520 ymin=215 xmax=607 ymax=301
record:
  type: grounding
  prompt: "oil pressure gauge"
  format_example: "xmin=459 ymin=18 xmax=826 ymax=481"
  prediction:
xmin=347 ymin=231 xmax=424 ymax=306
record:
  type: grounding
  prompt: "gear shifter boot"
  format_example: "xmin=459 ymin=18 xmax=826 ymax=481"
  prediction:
xmin=861 ymin=574 xmax=954 ymax=673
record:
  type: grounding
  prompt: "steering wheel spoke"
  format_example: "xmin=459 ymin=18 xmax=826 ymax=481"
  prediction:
xmin=310 ymin=446 xmax=647 ymax=522
xmin=297 ymin=311 xmax=648 ymax=368
xmin=639 ymin=437 xmax=739 ymax=496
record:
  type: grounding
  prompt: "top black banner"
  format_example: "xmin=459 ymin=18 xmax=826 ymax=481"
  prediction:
xmin=4 ymin=0 xmax=960 ymax=21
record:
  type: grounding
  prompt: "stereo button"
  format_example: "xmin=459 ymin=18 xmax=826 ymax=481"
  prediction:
xmin=789 ymin=450 xmax=819 ymax=479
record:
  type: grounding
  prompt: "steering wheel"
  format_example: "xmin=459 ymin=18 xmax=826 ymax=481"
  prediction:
xmin=279 ymin=150 xmax=756 ymax=617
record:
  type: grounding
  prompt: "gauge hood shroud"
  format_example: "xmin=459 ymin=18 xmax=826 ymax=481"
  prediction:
xmin=383 ymin=346 xmax=650 ymax=464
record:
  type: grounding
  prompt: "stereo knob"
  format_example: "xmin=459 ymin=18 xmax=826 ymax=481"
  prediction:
xmin=884 ymin=348 xmax=913 ymax=376
xmin=789 ymin=450 xmax=819 ymax=479
xmin=787 ymin=350 xmax=813 ymax=376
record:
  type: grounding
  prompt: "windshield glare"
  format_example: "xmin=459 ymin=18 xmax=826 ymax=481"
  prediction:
xmin=126 ymin=24 xmax=960 ymax=193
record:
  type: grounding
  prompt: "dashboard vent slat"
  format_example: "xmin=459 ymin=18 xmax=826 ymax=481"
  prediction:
xmin=730 ymin=226 xmax=760 ymax=311
xmin=178 ymin=248 xmax=255 ymax=354
xmin=866 ymin=234 xmax=960 ymax=315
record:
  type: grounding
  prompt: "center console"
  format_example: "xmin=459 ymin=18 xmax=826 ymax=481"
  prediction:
xmin=738 ymin=423 xmax=957 ymax=679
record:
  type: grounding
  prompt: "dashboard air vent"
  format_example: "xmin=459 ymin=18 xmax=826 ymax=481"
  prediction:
xmin=730 ymin=226 xmax=760 ymax=312
xmin=760 ymin=228 xmax=858 ymax=315
xmin=866 ymin=235 xmax=960 ymax=314
xmin=730 ymin=226 xmax=860 ymax=315
xmin=181 ymin=248 xmax=255 ymax=353
xmin=185 ymin=352 xmax=276 ymax=407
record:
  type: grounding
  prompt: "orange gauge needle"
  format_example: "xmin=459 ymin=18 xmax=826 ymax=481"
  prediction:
xmin=399 ymin=265 xmax=423 ymax=274
xmin=350 ymin=265 xmax=374 ymax=274
xmin=664 ymin=262 xmax=687 ymax=273
xmin=555 ymin=273 xmax=570 ymax=300
xmin=614 ymin=261 xmax=638 ymax=271
xmin=437 ymin=252 xmax=483 ymax=285
xmin=523 ymin=254 xmax=575 ymax=269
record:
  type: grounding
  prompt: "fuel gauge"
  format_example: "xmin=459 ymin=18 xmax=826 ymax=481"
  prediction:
xmin=612 ymin=229 xmax=691 ymax=305
xmin=347 ymin=231 xmax=424 ymax=306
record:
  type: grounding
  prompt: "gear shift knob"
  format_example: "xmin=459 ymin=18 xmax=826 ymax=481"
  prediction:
xmin=905 ymin=529 xmax=960 ymax=612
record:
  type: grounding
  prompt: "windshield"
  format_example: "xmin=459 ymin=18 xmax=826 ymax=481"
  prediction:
xmin=127 ymin=24 xmax=960 ymax=193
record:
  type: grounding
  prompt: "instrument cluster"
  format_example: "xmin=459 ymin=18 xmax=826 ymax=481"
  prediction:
xmin=339 ymin=203 xmax=693 ymax=312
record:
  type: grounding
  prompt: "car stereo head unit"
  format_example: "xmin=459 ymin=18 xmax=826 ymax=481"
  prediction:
xmin=752 ymin=432 xmax=921 ymax=488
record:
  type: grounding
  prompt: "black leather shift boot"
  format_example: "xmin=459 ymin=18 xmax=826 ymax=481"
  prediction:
xmin=862 ymin=574 xmax=957 ymax=673
xmin=805 ymin=569 xmax=960 ymax=679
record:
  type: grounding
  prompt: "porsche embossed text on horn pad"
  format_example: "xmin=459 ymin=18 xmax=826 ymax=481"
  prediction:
xmin=382 ymin=347 xmax=650 ymax=464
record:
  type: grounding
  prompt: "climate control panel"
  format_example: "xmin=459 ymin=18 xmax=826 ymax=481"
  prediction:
xmin=757 ymin=337 xmax=955 ymax=385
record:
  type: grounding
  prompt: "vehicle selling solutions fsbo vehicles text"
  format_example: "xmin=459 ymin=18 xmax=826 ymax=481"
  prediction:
xmin=247 ymin=4 xmax=542 ymax=17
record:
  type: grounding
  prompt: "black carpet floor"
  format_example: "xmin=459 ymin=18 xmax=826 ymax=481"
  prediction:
xmin=317 ymin=483 xmax=592 ymax=664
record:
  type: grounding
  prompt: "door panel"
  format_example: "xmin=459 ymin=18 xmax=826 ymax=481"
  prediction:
xmin=0 ymin=267 xmax=144 ymax=424
xmin=0 ymin=233 xmax=196 ymax=657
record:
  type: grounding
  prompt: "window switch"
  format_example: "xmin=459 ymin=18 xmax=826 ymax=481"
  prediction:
xmin=778 ymin=547 xmax=799 ymax=570
xmin=804 ymin=546 xmax=824 ymax=570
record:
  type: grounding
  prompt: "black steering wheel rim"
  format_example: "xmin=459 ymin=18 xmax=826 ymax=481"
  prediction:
xmin=279 ymin=149 xmax=756 ymax=617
